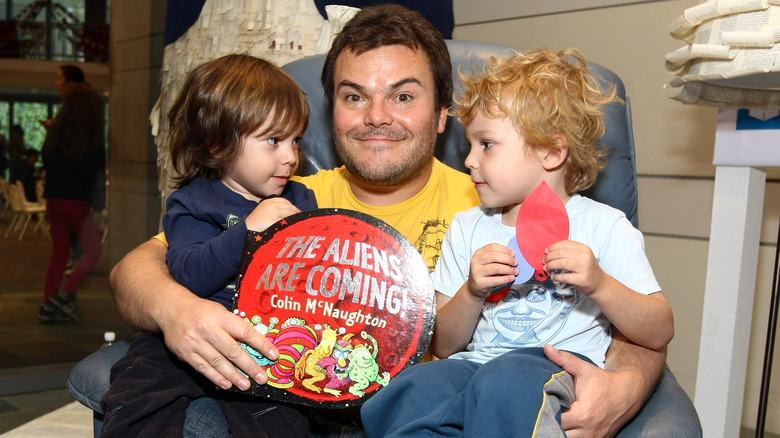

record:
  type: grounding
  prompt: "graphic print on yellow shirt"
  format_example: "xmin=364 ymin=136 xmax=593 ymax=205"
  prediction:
xmin=294 ymin=159 xmax=480 ymax=272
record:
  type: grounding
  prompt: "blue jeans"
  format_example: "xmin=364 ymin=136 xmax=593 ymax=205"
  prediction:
xmin=178 ymin=354 xmax=704 ymax=437
xmin=360 ymin=348 xmax=576 ymax=438
xmin=184 ymin=398 xmax=228 ymax=438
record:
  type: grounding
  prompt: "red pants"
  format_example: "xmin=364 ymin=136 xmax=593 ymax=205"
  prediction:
xmin=44 ymin=199 xmax=103 ymax=302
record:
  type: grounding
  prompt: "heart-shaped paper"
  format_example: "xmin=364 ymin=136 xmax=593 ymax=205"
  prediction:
xmin=515 ymin=181 xmax=569 ymax=282
xmin=485 ymin=182 xmax=568 ymax=303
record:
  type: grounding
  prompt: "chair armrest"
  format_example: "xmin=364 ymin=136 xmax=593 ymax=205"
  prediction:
xmin=66 ymin=340 xmax=129 ymax=413
xmin=616 ymin=365 xmax=702 ymax=437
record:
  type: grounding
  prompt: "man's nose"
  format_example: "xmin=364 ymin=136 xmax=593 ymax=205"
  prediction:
xmin=364 ymin=100 xmax=392 ymax=126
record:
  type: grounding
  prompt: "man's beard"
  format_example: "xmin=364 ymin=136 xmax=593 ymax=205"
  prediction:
xmin=334 ymin=116 xmax=439 ymax=187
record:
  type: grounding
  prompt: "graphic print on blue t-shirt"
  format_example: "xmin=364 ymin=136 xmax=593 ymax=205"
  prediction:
xmin=476 ymin=235 xmax=581 ymax=348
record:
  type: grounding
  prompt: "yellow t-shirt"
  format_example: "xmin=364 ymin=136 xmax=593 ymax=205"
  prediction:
xmin=293 ymin=159 xmax=479 ymax=272
xmin=156 ymin=159 xmax=479 ymax=272
xmin=154 ymin=232 xmax=168 ymax=246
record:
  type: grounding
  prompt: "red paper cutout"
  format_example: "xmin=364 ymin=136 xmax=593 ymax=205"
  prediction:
xmin=485 ymin=181 xmax=568 ymax=303
xmin=516 ymin=181 xmax=569 ymax=282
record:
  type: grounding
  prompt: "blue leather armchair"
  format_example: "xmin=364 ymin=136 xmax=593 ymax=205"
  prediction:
xmin=67 ymin=40 xmax=702 ymax=437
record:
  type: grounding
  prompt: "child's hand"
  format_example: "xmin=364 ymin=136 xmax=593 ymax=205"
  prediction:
xmin=543 ymin=240 xmax=605 ymax=295
xmin=466 ymin=243 xmax=519 ymax=300
xmin=245 ymin=197 xmax=300 ymax=232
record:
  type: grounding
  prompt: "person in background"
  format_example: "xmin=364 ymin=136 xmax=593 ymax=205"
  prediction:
xmin=0 ymin=122 xmax=8 ymax=180
xmin=38 ymin=65 xmax=105 ymax=322
xmin=7 ymin=124 xmax=25 ymax=182
xmin=15 ymin=148 xmax=41 ymax=202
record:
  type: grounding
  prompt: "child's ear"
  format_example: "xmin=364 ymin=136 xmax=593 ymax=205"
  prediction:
xmin=542 ymin=135 xmax=568 ymax=170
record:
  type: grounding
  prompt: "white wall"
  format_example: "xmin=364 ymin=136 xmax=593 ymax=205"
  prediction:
xmin=452 ymin=0 xmax=780 ymax=433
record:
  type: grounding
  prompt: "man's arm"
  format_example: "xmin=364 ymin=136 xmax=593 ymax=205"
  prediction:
xmin=109 ymin=239 xmax=171 ymax=332
xmin=545 ymin=330 xmax=665 ymax=438
xmin=109 ymin=239 xmax=279 ymax=390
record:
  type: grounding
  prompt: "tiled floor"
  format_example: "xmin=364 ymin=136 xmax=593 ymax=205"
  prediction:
xmin=0 ymin=391 xmax=91 ymax=438
xmin=0 ymin=236 xmax=134 ymax=370
xmin=0 ymin=215 xmax=135 ymax=435
xmin=1 ymin=401 xmax=92 ymax=438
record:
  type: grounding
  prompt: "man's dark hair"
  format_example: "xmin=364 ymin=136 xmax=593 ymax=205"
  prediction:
xmin=321 ymin=4 xmax=453 ymax=113
xmin=43 ymin=84 xmax=103 ymax=162
xmin=60 ymin=65 xmax=86 ymax=84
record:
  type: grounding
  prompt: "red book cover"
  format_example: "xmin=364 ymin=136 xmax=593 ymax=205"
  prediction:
xmin=232 ymin=208 xmax=436 ymax=408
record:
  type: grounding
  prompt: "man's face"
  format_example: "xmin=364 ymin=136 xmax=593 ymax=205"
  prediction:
xmin=55 ymin=69 xmax=75 ymax=96
xmin=331 ymin=45 xmax=447 ymax=187
xmin=55 ymin=69 xmax=68 ymax=95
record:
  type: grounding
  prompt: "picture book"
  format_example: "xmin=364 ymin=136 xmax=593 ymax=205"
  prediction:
xmin=231 ymin=208 xmax=436 ymax=408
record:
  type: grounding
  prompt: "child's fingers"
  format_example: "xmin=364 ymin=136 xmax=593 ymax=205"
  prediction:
xmin=544 ymin=254 xmax=577 ymax=272
xmin=474 ymin=244 xmax=518 ymax=267
xmin=476 ymin=242 xmax=515 ymax=256
xmin=545 ymin=239 xmax=588 ymax=256
xmin=544 ymin=242 xmax=589 ymax=268
xmin=473 ymin=259 xmax=519 ymax=278
xmin=469 ymin=244 xmax=520 ymax=296
xmin=470 ymin=261 xmax=519 ymax=297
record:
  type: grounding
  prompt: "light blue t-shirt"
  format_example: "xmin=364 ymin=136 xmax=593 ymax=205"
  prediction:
xmin=432 ymin=195 xmax=660 ymax=367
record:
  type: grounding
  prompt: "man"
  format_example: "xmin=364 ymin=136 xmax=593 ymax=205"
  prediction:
xmin=109 ymin=5 xmax=666 ymax=436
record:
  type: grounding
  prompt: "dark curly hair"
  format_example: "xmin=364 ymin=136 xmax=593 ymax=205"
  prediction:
xmin=167 ymin=54 xmax=310 ymax=188
xmin=321 ymin=4 xmax=452 ymax=114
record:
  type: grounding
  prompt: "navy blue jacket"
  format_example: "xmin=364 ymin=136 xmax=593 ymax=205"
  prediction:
xmin=163 ymin=178 xmax=317 ymax=308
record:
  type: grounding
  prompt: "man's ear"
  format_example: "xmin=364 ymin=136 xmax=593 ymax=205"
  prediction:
xmin=542 ymin=135 xmax=568 ymax=170
xmin=436 ymin=107 xmax=448 ymax=134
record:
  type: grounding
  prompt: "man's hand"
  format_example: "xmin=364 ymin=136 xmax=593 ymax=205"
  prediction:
xmin=544 ymin=344 xmax=647 ymax=438
xmin=109 ymin=239 xmax=279 ymax=391
xmin=159 ymin=293 xmax=279 ymax=391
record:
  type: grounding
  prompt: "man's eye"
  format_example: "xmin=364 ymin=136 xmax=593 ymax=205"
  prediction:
xmin=346 ymin=94 xmax=362 ymax=102
xmin=397 ymin=93 xmax=412 ymax=102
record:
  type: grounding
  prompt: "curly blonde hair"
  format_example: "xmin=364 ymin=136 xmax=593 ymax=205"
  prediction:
xmin=455 ymin=48 xmax=620 ymax=194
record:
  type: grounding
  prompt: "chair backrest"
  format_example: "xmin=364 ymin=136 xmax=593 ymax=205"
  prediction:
xmin=282 ymin=40 xmax=639 ymax=226
xmin=0 ymin=178 xmax=8 ymax=204
xmin=7 ymin=180 xmax=44 ymax=210
xmin=36 ymin=179 xmax=45 ymax=203
xmin=4 ymin=180 xmax=25 ymax=213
